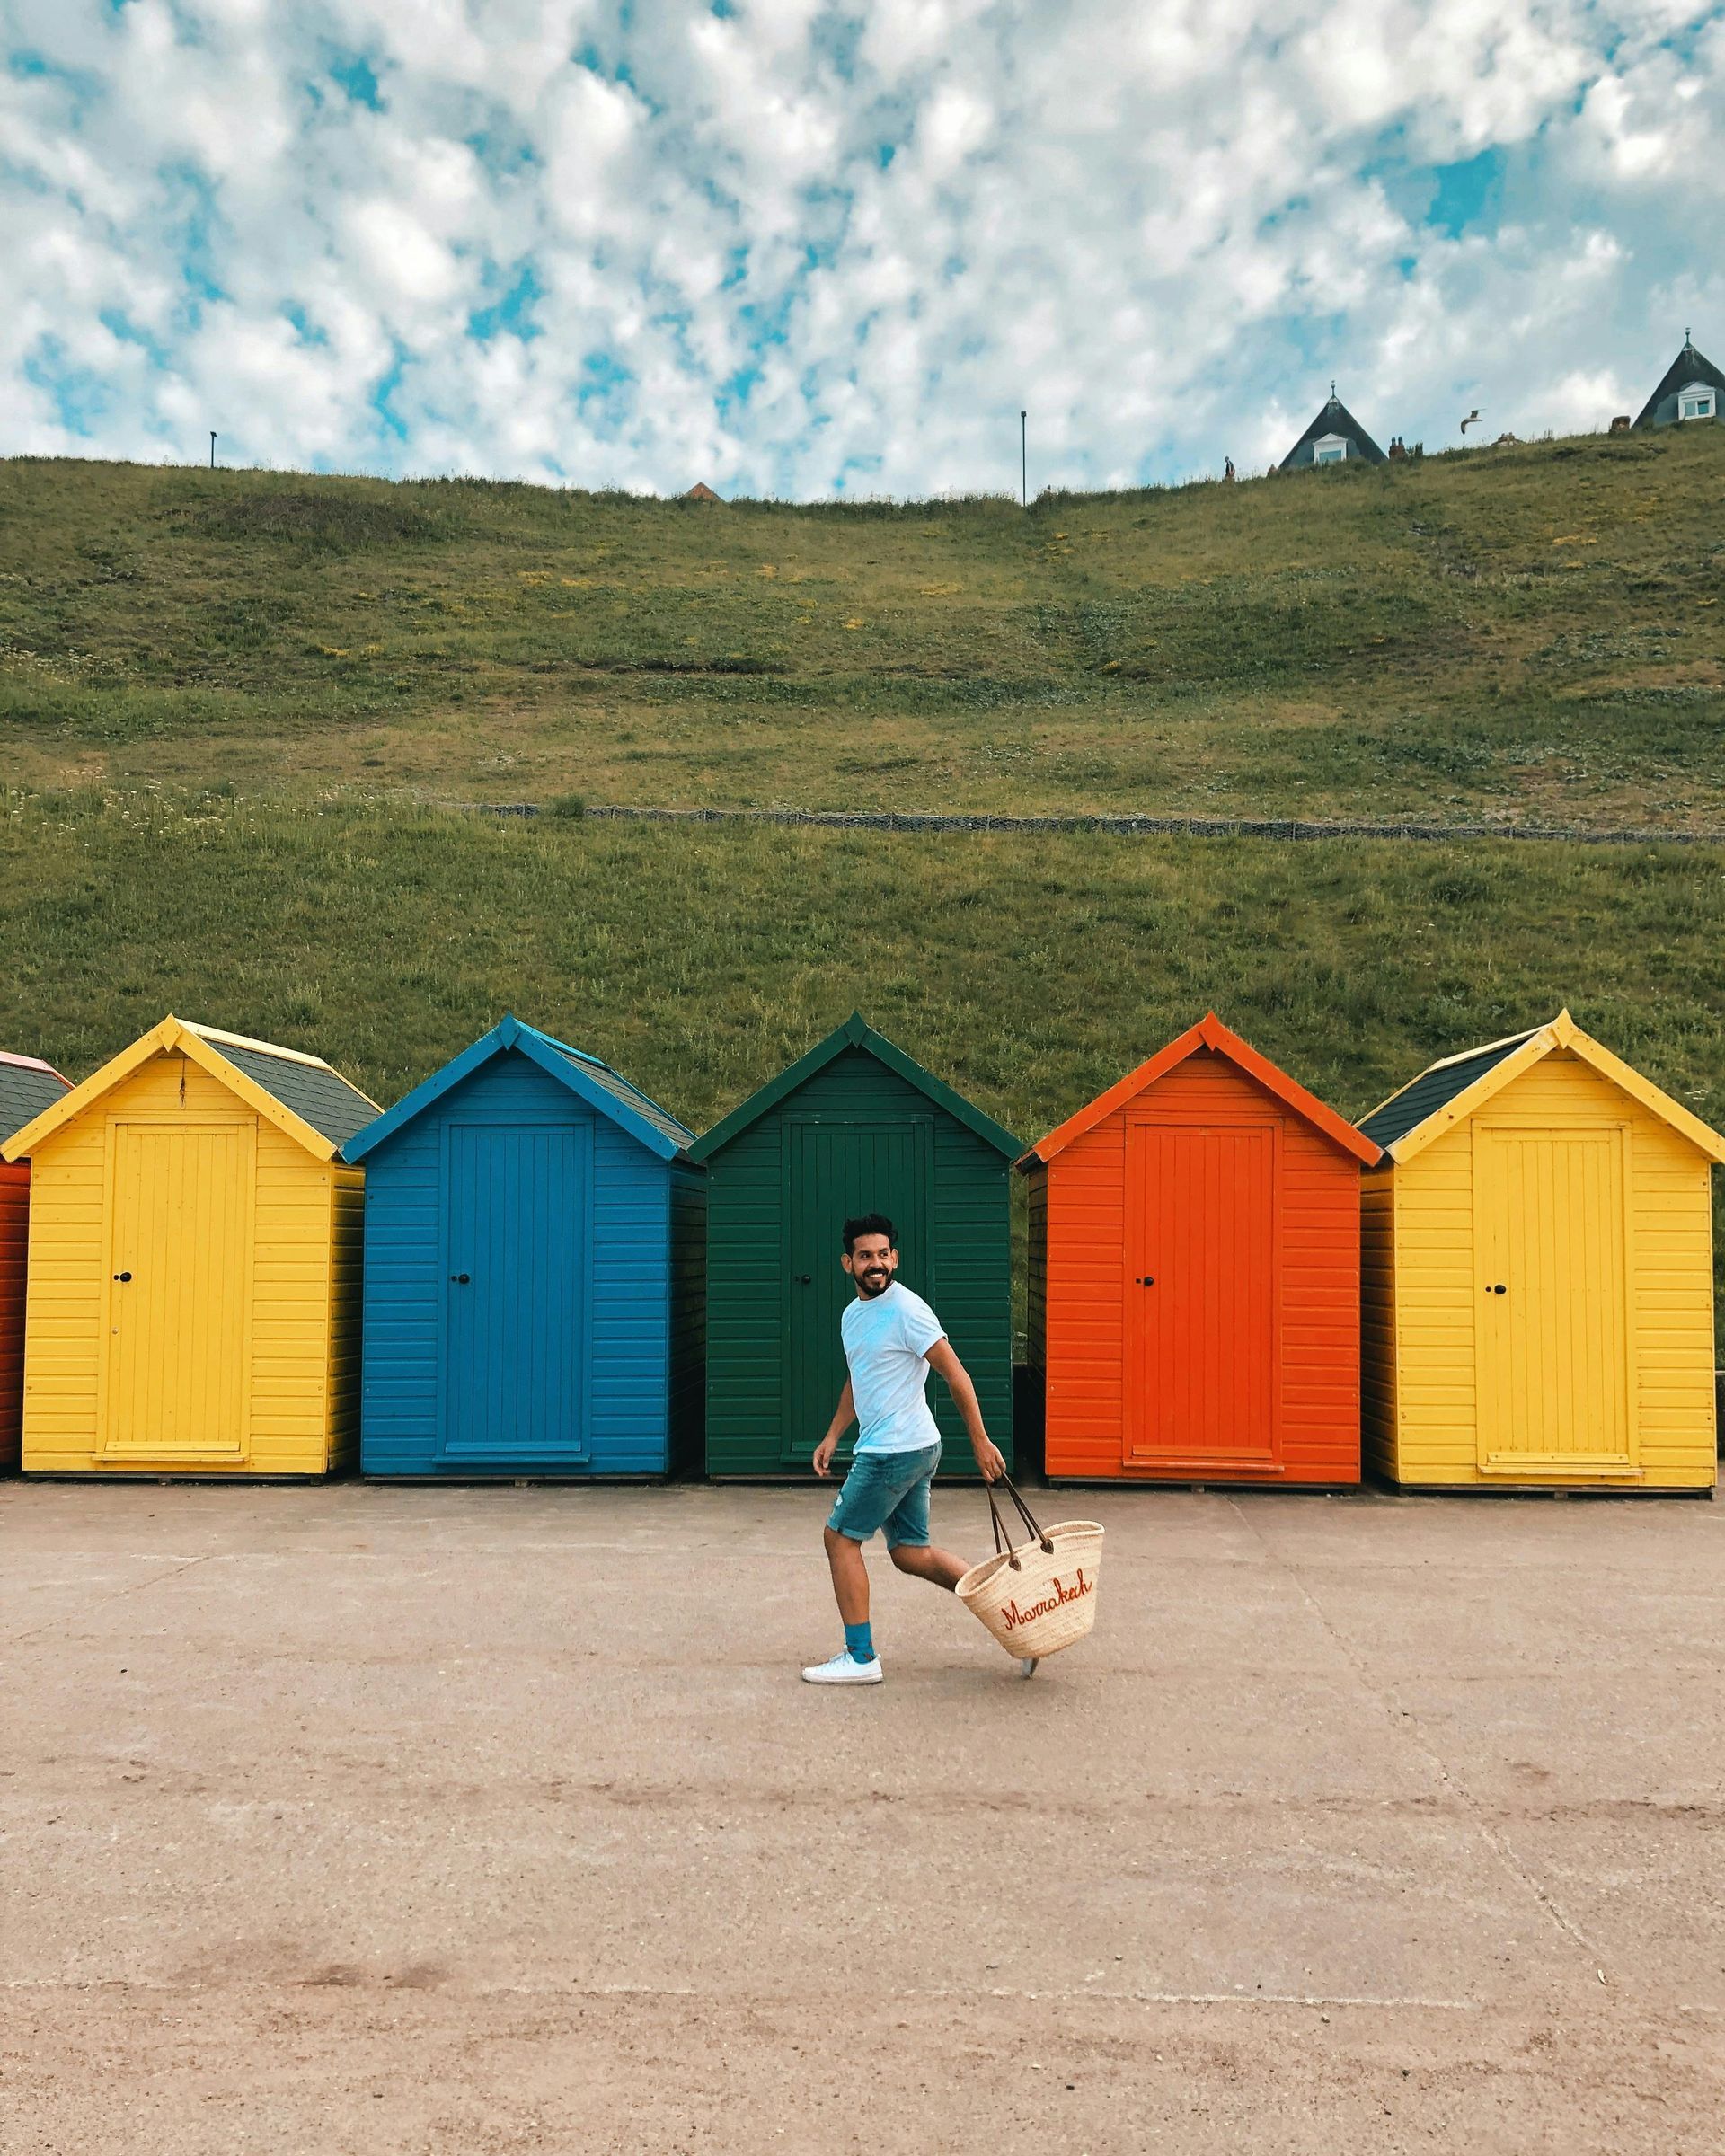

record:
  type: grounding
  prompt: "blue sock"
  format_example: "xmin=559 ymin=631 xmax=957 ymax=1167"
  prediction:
xmin=844 ymin=1621 xmax=875 ymax=1665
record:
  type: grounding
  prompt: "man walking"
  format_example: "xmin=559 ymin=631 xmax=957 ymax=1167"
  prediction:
xmin=801 ymin=1212 xmax=1005 ymax=1685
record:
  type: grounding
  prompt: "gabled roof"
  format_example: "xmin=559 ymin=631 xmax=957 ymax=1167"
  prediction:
xmin=0 ymin=1050 xmax=72 ymax=1151
xmin=1358 ymin=1010 xmax=1725 ymax=1166
xmin=1634 ymin=333 xmax=1725 ymax=427
xmin=1016 ymin=1012 xmax=1380 ymax=1171
xmin=686 ymin=1012 xmax=1019 ymax=1162
xmin=0 ymin=1018 xmax=379 ymax=1165
xmin=341 ymin=1015 xmax=694 ymax=1164
xmin=1280 ymin=388 xmax=1388 ymax=468
xmin=1356 ymin=1027 xmax=1538 ymax=1153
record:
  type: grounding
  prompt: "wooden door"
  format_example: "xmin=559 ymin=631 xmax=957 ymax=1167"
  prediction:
xmin=1475 ymin=1126 xmax=1633 ymax=1473
xmin=103 ymin=1123 xmax=253 ymax=1459
xmin=439 ymin=1123 xmax=592 ymax=1465
xmin=1123 ymin=1122 xmax=1278 ymax=1469
xmin=782 ymin=1118 xmax=933 ymax=1467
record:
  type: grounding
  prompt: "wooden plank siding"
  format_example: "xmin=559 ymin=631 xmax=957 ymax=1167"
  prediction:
xmin=668 ymin=1161 xmax=707 ymax=1476
xmin=358 ymin=1047 xmax=688 ymax=1476
xmin=1371 ymin=1051 xmax=1717 ymax=1489
xmin=703 ymin=1115 xmax=788 ymax=1475
xmin=326 ymin=1169 xmax=365 ymax=1470
xmin=0 ymin=1163 xmax=30 ymax=1471
xmin=1039 ymin=1047 xmax=1364 ymax=1484
xmin=703 ymin=1045 xmax=1013 ymax=1476
xmin=1025 ymin=1164 xmax=1048 ymax=1374
xmin=1358 ymin=1169 xmax=1396 ymax=1481
xmin=19 ymin=1051 xmax=347 ymax=1474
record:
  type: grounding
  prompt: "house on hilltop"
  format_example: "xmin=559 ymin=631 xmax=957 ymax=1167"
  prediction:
xmin=1634 ymin=331 xmax=1722 ymax=428
xmin=1280 ymin=386 xmax=1388 ymax=470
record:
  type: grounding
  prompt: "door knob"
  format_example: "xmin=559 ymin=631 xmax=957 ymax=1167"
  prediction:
xmin=451 ymin=1273 xmax=470 ymax=1284
xmin=1138 ymin=1276 xmax=1154 ymax=1286
xmin=797 ymin=1274 xmax=812 ymax=1284
xmin=113 ymin=1271 xmax=132 ymax=1283
xmin=1489 ymin=1283 xmax=1506 ymax=1294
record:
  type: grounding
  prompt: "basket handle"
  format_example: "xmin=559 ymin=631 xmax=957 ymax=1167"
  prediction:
xmin=985 ymin=1471 xmax=1055 ymax=1568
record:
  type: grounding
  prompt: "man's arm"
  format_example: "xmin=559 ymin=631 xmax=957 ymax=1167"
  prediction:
xmin=812 ymin=1378 xmax=855 ymax=1478
xmin=924 ymin=1339 xmax=1005 ymax=1481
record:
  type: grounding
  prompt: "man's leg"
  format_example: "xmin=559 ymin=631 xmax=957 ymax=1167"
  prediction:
xmin=882 ymin=1452 xmax=967 ymax=1590
xmin=803 ymin=1461 xmax=885 ymax=1679
xmin=889 ymin=1542 xmax=967 ymax=1591
xmin=823 ymin=1524 xmax=871 ymax=1623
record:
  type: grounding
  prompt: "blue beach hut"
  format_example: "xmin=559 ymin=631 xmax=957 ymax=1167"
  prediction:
xmin=344 ymin=1017 xmax=703 ymax=1478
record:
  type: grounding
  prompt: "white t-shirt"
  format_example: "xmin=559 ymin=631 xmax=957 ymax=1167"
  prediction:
xmin=841 ymin=1282 xmax=947 ymax=1456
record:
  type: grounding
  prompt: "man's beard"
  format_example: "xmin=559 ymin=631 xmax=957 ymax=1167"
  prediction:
xmin=855 ymin=1268 xmax=892 ymax=1298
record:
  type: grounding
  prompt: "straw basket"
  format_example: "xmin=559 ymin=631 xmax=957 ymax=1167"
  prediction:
xmin=955 ymin=1475 xmax=1103 ymax=1663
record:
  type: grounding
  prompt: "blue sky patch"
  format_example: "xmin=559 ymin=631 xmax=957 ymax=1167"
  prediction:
xmin=1427 ymin=146 xmax=1507 ymax=238
xmin=327 ymin=50 xmax=384 ymax=110
xmin=24 ymin=338 xmax=112 ymax=435
xmin=469 ymin=263 xmax=543 ymax=343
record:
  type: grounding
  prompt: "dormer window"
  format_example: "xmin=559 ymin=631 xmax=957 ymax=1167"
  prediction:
xmin=1313 ymin=434 xmax=1348 ymax=464
xmin=1677 ymin=382 xmax=1715 ymax=420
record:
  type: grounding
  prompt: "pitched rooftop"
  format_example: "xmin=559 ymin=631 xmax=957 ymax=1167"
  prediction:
xmin=1280 ymin=385 xmax=1388 ymax=470
xmin=1634 ymin=331 xmax=1724 ymax=429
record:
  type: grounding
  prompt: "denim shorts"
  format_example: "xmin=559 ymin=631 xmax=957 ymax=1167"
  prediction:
xmin=827 ymin=1443 xmax=942 ymax=1548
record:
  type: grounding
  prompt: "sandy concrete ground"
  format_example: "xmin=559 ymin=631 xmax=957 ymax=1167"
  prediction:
xmin=1 ymin=1478 xmax=1721 ymax=2155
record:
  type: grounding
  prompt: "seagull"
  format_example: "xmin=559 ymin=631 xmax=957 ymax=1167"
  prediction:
xmin=1459 ymin=410 xmax=1482 ymax=434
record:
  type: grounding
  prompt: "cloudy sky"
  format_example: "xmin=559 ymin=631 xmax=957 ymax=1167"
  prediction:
xmin=4 ymin=0 xmax=1721 ymax=498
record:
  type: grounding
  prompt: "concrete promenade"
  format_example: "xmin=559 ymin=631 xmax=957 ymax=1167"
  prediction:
xmin=2 ymin=1480 xmax=1721 ymax=2152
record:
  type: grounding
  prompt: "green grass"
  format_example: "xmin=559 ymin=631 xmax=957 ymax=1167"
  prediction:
xmin=3 ymin=433 xmax=1722 ymax=825
xmin=5 ymin=790 xmax=1723 ymax=1333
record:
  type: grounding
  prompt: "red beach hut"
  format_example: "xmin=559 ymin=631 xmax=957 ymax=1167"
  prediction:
xmin=1019 ymin=1014 xmax=1380 ymax=1485
xmin=0 ymin=1051 xmax=73 ymax=1471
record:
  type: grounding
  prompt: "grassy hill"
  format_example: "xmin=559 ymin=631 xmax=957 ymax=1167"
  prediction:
xmin=4 ymin=429 xmax=1722 ymax=827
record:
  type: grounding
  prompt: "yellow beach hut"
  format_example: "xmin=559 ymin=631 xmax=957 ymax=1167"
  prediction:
xmin=1358 ymin=1012 xmax=1723 ymax=1491
xmin=1 ymin=1017 xmax=377 ymax=1476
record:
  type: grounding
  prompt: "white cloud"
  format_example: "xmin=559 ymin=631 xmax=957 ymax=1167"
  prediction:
xmin=1 ymin=0 xmax=1720 ymax=494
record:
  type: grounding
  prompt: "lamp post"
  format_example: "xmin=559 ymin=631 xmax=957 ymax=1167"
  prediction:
xmin=209 ymin=432 xmax=217 ymax=470
xmin=1020 ymin=410 xmax=1027 ymax=508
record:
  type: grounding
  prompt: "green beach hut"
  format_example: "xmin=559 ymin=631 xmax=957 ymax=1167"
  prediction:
xmin=690 ymin=1014 xmax=1018 ymax=1478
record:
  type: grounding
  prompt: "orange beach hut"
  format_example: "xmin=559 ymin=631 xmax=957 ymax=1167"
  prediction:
xmin=0 ymin=1051 xmax=73 ymax=1471
xmin=1019 ymin=1013 xmax=1381 ymax=1484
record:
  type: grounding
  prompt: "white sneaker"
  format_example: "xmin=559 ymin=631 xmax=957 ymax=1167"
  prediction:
xmin=801 ymin=1649 xmax=883 ymax=1685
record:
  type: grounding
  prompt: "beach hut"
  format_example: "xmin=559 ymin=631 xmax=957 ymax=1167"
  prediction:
xmin=1358 ymin=1012 xmax=1724 ymax=1490
xmin=690 ymin=1013 xmax=1018 ymax=1477
xmin=0 ymin=1052 xmax=73 ymax=1471
xmin=1 ymin=1018 xmax=377 ymax=1476
xmin=1019 ymin=1013 xmax=1381 ymax=1484
xmin=342 ymin=1016 xmax=703 ymax=1478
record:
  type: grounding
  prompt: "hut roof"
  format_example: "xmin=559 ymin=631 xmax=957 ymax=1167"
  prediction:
xmin=1633 ymin=333 xmax=1725 ymax=427
xmin=687 ymin=1011 xmax=1019 ymax=1162
xmin=0 ymin=1051 xmax=72 ymax=1150
xmin=341 ymin=1015 xmax=693 ymax=1163
xmin=1358 ymin=1010 xmax=1725 ymax=1165
xmin=1 ymin=1018 xmax=379 ymax=1164
xmin=1017 ymin=1012 xmax=1380 ymax=1170
xmin=1280 ymin=389 xmax=1388 ymax=468
xmin=684 ymin=482 xmax=723 ymax=502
